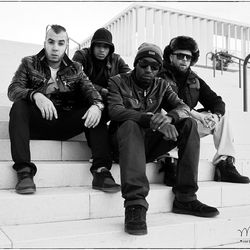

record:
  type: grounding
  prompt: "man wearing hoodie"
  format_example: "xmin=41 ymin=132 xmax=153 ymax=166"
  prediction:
xmin=158 ymin=36 xmax=249 ymax=185
xmin=73 ymin=28 xmax=130 ymax=193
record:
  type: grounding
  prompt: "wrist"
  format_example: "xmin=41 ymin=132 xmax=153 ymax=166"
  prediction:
xmin=94 ymin=102 xmax=104 ymax=112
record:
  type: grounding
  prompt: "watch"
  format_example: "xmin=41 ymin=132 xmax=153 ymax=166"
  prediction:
xmin=94 ymin=102 xmax=104 ymax=111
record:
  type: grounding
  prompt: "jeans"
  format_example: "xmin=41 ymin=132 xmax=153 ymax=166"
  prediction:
xmin=113 ymin=118 xmax=200 ymax=209
xmin=9 ymin=100 xmax=112 ymax=174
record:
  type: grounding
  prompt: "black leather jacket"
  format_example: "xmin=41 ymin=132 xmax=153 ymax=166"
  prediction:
xmin=108 ymin=71 xmax=190 ymax=129
xmin=8 ymin=49 xmax=102 ymax=109
xmin=158 ymin=65 xmax=225 ymax=116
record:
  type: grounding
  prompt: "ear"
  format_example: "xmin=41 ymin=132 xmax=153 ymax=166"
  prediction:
xmin=169 ymin=54 xmax=174 ymax=63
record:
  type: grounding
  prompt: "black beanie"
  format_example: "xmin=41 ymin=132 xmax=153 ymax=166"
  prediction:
xmin=134 ymin=43 xmax=163 ymax=67
xmin=90 ymin=28 xmax=115 ymax=55
xmin=163 ymin=36 xmax=200 ymax=66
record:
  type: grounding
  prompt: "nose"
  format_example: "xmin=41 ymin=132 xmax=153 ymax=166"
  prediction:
xmin=52 ymin=44 xmax=59 ymax=51
xmin=145 ymin=65 xmax=153 ymax=72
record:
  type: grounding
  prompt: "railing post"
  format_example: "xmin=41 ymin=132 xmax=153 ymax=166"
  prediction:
xmin=243 ymin=54 xmax=250 ymax=112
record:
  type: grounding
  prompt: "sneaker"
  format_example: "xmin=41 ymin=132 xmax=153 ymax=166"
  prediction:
xmin=214 ymin=156 xmax=250 ymax=183
xmin=125 ymin=205 xmax=147 ymax=235
xmin=172 ymin=198 xmax=219 ymax=217
xmin=15 ymin=167 xmax=36 ymax=194
xmin=92 ymin=167 xmax=120 ymax=193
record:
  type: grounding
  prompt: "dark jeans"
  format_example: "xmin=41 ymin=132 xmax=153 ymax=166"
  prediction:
xmin=9 ymin=100 xmax=112 ymax=174
xmin=113 ymin=118 xmax=200 ymax=209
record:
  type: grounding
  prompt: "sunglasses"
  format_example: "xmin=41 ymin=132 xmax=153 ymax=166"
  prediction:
xmin=138 ymin=60 xmax=160 ymax=71
xmin=172 ymin=53 xmax=192 ymax=61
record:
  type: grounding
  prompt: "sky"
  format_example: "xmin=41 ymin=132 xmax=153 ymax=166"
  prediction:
xmin=1 ymin=1 xmax=250 ymax=46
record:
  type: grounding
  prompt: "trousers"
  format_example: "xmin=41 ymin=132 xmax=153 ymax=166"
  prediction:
xmin=9 ymin=100 xmax=112 ymax=174
xmin=113 ymin=118 xmax=200 ymax=209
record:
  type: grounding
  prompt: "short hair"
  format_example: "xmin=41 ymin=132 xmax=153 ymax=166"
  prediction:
xmin=45 ymin=24 xmax=68 ymax=39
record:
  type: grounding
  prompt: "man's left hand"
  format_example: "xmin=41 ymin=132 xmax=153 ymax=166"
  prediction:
xmin=150 ymin=113 xmax=173 ymax=131
xmin=82 ymin=105 xmax=102 ymax=128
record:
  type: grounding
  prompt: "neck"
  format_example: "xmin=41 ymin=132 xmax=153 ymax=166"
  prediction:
xmin=47 ymin=61 xmax=61 ymax=69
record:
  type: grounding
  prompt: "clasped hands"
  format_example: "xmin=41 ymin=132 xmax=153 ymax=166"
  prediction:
xmin=149 ymin=113 xmax=178 ymax=141
xmin=33 ymin=93 xmax=102 ymax=128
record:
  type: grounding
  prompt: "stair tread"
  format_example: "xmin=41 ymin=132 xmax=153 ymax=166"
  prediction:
xmin=1 ymin=204 xmax=249 ymax=248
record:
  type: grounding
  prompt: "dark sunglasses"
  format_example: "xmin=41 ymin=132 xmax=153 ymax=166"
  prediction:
xmin=173 ymin=53 xmax=192 ymax=61
xmin=138 ymin=60 xmax=160 ymax=71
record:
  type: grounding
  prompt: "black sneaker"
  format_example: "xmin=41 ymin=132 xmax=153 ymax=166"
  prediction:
xmin=125 ymin=205 xmax=147 ymax=235
xmin=172 ymin=198 xmax=219 ymax=217
xmin=214 ymin=156 xmax=250 ymax=183
xmin=92 ymin=167 xmax=120 ymax=193
xmin=15 ymin=167 xmax=36 ymax=194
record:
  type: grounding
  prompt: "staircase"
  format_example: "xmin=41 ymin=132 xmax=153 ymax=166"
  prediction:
xmin=0 ymin=93 xmax=249 ymax=249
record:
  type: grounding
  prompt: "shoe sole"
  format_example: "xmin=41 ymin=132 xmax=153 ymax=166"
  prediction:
xmin=92 ymin=186 xmax=121 ymax=193
xmin=125 ymin=227 xmax=148 ymax=235
xmin=16 ymin=188 xmax=36 ymax=194
xmin=214 ymin=178 xmax=250 ymax=184
xmin=172 ymin=208 xmax=220 ymax=218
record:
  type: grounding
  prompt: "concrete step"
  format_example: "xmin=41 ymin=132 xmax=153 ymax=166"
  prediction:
xmin=1 ymin=204 xmax=250 ymax=248
xmin=1 ymin=157 xmax=249 ymax=190
xmin=0 ymin=182 xmax=250 ymax=226
xmin=0 ymin=139 xmax=91 ymax=161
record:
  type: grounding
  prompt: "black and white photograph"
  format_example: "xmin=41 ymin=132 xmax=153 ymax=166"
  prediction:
xmin=0 ymin=0 xmax=250 ymax=249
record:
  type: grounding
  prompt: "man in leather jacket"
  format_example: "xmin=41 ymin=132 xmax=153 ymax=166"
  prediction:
xmin=8 ymin=24 xmax=113 ymax=194
xmin=108 ymin=43 xmax=219 ymax=236
xmin=159 ymin=36 xmax=249 ymax=184
xmin=72 ymin=28 xmax=130 ymax=192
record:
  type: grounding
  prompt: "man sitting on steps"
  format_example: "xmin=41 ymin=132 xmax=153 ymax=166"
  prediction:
xmin=108 ymin=43 xmax=219 ymax=236
xmin=158 ymin=36 xmax=249 ymax=185
xmin=7 ymin=24 xmax=119 ymax=194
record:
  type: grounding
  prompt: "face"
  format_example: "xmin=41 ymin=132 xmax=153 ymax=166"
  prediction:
xmin=44 ymin=29 xmax=68 ymax=66
xmin=93 ymin=43 xmax=110 ymax=60
xmin=135 ymin=57 xmax=160 ymax=84
xmin=169 ymin=49 xmax=192 ymax=73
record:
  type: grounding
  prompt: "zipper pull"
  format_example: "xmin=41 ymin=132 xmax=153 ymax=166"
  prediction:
xmin=144 ymin=90 xmax=147 ymax=97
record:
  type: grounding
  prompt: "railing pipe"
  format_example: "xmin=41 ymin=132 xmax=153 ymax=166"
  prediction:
xmin=243 ymin=54 xmax=250 ymax=112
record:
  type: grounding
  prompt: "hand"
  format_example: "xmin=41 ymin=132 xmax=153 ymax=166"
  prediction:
xmin=197 ymin=112 xmax=215 ymax=129
xmin=203 ymin=113 xmax=219 ymax=130
xmin=82 ymin=105 xmax=102 ymax=128
xmin=158 ymin=123 xmax=179 ymax=141
xmin=33 ymin=92 xmax=58 ymax=120
xmin=150 ymin=113 xmax=173 ymax=131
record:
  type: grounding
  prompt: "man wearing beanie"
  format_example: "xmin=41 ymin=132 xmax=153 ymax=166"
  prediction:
xmin=108 ymin=42 xmax=219 ymax=235
xmin=159 ymin=36 xmax=249 ymax=184
xmin=72 ymin=28 xmax=130 ymax=193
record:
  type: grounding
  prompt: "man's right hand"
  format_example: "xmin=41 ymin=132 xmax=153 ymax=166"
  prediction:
xmin=33 ymin=92 xmax=58 ymax=120
xmin=158 ymin=123 xmax=179 ymax=141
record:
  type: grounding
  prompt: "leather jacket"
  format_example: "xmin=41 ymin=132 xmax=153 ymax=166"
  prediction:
xmin=158 ymin=65 xmax=225 ymax=115
xmin=72 ymin=48 xmax=130 ymax=94
xmin=8 ymin=49 xmax=102 ymax=109
xmin=108 ymin=70 xmax=190 ymax=129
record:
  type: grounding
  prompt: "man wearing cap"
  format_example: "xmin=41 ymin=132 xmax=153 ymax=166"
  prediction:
xmin=159 ymin=36 xmax=249 ymax=184
xmin=73 ymin=28 xmax=130 ymax=193
xmin=108 ymin=42 xmax=219 ymax=235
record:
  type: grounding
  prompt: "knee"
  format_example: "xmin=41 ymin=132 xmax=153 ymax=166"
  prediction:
xmin=180 ymin=117 xmax=198 ymax=131
xmin=117 ymin=120 xmax=141 ymax=138
xmin=9 ymin=100 xmax=30 ymax=120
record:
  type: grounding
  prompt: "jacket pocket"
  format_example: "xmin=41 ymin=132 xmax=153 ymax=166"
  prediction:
xmin=123 ymin=95 xmax=141 ymax=110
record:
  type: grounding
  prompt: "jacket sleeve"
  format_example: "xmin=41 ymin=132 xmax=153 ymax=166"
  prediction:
xmin=117 ymin=56 xmax=131 ymax=74
xmin=108 ymin=76 xmax=152 ymax=127
xmin=162 ymin=81 xmax=191 ymax=123
xmin=72 ymin=50 xmax=86 ymax=69
xmin=75 ymin=63 xmax=103 ymax=105
xmin=8 ymin=57 xmax=35 ymax=102
xmin=198 ymin=78 xmax=225 ymax=115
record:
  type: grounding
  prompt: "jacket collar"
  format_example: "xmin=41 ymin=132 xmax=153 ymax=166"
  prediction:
xmin=36 ymin=48 xmax=73 ymax=68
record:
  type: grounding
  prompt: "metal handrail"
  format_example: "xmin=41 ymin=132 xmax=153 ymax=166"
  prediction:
xmin=243 ymin=54 xmax=250 ymax=112
xmin=66 ymin=37 xmax=81 ymax=56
